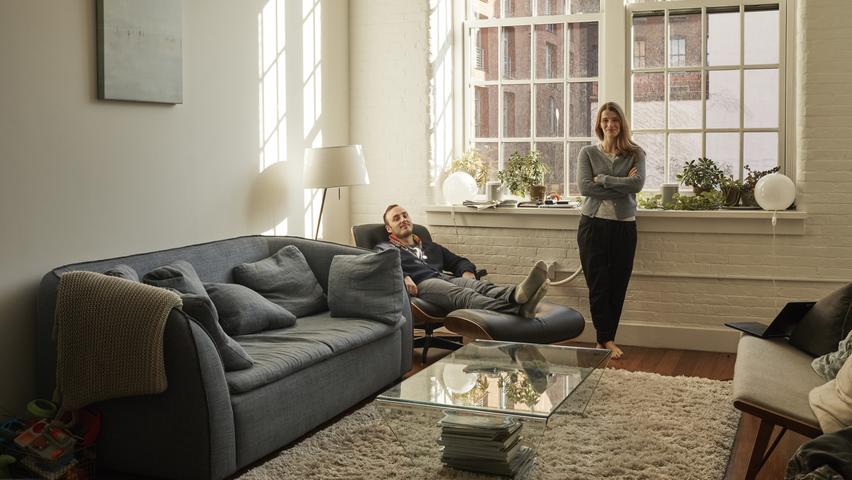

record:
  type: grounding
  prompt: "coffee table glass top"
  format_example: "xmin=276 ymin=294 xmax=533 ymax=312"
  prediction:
xmin=377 ymin=340 xmax=610 ymax=420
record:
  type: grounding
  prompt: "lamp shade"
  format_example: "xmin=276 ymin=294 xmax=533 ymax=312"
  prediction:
xmin=304 ymin=145 xmax=369 ymax=188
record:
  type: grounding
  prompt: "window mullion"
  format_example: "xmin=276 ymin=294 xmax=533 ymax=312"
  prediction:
xmin=700 ymin=6 xmax=707 ymax=159
xmin=738 ymin=4 xmax=745 ymax=178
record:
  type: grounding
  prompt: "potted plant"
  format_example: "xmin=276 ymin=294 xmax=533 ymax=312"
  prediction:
xmin=442 ymin=149 xmax=488 ymax=191
xmin=497 ymin=150 xmax=549 ymax=202
xmin=676 ymin=157 xmax=725 ymax=195
xmin=719 ymin=175 xmax=743 ymax=207
xmin=742 ymin=165 xmax=780 ymax=207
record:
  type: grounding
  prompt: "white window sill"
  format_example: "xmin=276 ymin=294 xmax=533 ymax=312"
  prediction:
xmin=424 ymin=205 xmax=807 ymax=235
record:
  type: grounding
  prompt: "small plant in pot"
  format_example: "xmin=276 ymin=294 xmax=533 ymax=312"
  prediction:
xmin=497 ymin=150 xmax=549 ymax=202
xmin=676 ymin=157 xmax=725 ymax=195
xmin=719 ymin=175 xmax=743 ymax=207
xmin=742 ymin=165 xmax=780 ymax=207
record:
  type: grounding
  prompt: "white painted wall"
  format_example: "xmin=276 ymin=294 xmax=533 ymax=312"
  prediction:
xmin=350 ymin=0 xmax=432 ymax=227
xmin=350 ymin=0 xmax=852 ymax=352
xmin=0 ymin=0 xmax=349 ymax=415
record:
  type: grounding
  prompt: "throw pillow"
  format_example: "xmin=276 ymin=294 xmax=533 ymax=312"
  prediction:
xmin=233 ymin=245 xmax=327 ymax=317
xmin=179 ymin=294 xmax=254 ymax=371
xmin=327 ymin=249 xmax=404 ymax=326
xmin=205 ymin=283 xmax=297 ymax=336
xmin=789 ymin=283 xmax=852 ymax=357
xmin=103 ymin=264 xmax=139 ymax=282
xmin=142 ymin=260 xmax=206 ymax=297
xmin=813 ymin=330 xmax=852 ymax=381
xmin=809 ymin=355 xmax=852 ymax=434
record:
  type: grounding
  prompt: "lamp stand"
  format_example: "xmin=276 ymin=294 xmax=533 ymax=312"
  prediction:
xmin=315 ymin=187 xmax=328 ymax=240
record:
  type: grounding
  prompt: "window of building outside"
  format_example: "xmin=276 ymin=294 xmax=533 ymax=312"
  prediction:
xmin=630 ymin=3 xmax=784 ymax=191
xmin=464 ymin=0 xmax=787 ymax=196
xmin=669 ymin=36 xmax=686 ymax=67
xmin=634 ymin=39 xmax=646 ymax=68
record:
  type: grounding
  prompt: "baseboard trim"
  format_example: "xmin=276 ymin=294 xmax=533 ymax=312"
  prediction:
xmin=572 ymin=321 xmax=740 ymax=353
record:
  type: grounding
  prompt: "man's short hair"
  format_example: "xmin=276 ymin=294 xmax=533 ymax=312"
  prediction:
xmin=383 ymin=204 xmax=400 ymax=226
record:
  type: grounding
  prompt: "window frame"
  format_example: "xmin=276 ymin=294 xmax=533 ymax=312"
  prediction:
xmin=624 ymin=0 xmax=795 ymax=190
xmin=455 ymin=0 xmax=796 ymax=195
xmin=462 ymin=1 xmax=603 ymax=196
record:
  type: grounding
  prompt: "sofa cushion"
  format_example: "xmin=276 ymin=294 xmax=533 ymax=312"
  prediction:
xmin=205 ymin=282 xmax=296 ymax=336
xmin=180 ymin=294 xmax=254 ymax=371
xmin=810 ymin=355 xmax=852 ymax=433
xmin=328 ymin=249 xmax=404 ymax=326
xmin=790 ymin=283 xmax=852 ymax=357
xmin=142 ymin=260 xmax=207 ymax=297
xmin=233 ymin=245 xmax=327 ymax=317
xmin=733 ymin=336 xmax=823 ymax=430
xmin=813 ymin=330 xmax=852 ymax=381
xmin=226 ymin=312 xmax=396 ymax=393
xmin=103 ymin=264 xmax=139 ymax=282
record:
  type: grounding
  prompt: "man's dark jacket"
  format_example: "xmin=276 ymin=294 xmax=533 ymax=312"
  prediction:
xmin=377 ymin=239 xmax=476 ymax=284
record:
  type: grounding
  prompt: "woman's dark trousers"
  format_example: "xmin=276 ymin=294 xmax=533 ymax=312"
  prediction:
xmin=577 ymin=215 xmax=637 ymax=345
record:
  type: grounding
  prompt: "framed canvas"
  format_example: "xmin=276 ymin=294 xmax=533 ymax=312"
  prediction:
xmin=96 ymin=0 xmax=183 ymax=104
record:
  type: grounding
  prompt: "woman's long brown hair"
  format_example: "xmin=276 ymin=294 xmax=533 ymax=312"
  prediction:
xmin=594 ymin=102 xmax=641 ymax=155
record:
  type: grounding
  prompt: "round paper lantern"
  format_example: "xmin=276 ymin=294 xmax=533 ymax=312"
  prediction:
xmin=755 ymin=173 xmax=796 ymax=211
xmin=442 ymin=172 xmax=477 ymax=205
xmin=441 ymin=364 xmax=477 ymax=394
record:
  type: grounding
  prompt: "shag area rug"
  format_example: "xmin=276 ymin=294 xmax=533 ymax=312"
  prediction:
xmin=239 ymin=369 xmax=740 ymax=480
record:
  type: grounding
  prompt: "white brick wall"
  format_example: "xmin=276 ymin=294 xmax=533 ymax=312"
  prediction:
xmin=350 ymin=0 xmax=432 ymax=227
xmin=349 ymin=0 xmax=852 ymax=352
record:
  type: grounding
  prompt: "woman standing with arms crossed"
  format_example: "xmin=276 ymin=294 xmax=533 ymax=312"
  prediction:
xmin=576 ymin=102 xmax=645 ymax=359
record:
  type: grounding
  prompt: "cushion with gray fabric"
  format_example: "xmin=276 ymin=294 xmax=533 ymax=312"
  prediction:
xmin=790 ymin=283 xmax=852 ymax=357
xmin=142 ymin=260 xmax=207 ymax=297
xmin=785 ymin=426 xmax=852 ymax=480
xmin=813 ymin=330 xmax=852 ymax=381
xmin=733 ymin=336 xmax=823 ymax=429
xmin=103 ymin=264 xmax=139 ymax=282
xmin=328 ymin=249 xmax=404 ymax=326
xmin=180 ymin=293 xmax=254 ymax=371
xmin=205 ymin=282 xmax=296 ymax=336
xmin=233 ymin=245 xmax=327 ymax=317
xmin=228 ymin=312 xmax=396 ymax=393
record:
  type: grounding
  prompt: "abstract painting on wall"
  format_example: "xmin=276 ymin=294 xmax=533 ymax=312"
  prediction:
xmin=97 ymin=0 xmax=183 ymax=104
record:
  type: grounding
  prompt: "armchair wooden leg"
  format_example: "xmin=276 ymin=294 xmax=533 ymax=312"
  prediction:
xmin=746 ymin=418 xmax=785 ymax=480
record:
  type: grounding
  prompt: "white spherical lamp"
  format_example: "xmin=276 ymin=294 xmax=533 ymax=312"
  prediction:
xmin=441 ymin=363 xmax=477 ymax=394
xmin=755 ymin=173 xmax=796 ymax=211
xmin=442 ymin=172 xmax=477 ymax=205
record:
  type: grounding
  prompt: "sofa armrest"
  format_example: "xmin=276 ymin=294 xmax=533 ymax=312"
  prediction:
xmin=97 ymin=309 xmax=236 ymax=480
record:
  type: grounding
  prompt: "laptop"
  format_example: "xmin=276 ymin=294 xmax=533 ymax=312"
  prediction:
xmin=725 ymin=301 xmax=816 ymax=338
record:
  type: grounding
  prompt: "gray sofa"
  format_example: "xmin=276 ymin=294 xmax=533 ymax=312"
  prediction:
xmin=35 ymin=235 xmax=413 ymax=479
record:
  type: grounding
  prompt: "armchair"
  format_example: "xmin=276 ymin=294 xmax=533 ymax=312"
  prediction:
xmin=352 ymin=223 xmax=586 ymax=357
xmin=352 ymin=224 xmax=466 ymax=362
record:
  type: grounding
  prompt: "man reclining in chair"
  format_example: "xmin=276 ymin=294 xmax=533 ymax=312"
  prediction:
xmin=377 ymin=204 xmax=549 ymax=319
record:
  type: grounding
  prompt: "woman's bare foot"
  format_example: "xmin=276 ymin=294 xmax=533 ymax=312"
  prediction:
xmin=596 ymin=341 xmax=624 ymax=359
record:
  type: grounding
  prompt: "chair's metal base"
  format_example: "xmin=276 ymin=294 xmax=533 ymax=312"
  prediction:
xmin=413 ymin=333 xmax=463 ymax=364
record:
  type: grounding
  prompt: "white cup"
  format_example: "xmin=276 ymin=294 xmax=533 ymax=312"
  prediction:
xmin=486 ymin=181 xmax=503 ymax=202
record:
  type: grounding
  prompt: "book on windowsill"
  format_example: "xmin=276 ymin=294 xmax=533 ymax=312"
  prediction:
xmin=462 ymin=200 xmax=518 ymax=210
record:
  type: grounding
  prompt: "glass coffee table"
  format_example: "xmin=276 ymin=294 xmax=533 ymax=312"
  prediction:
xmin=376 ymin=340 xmax=610 ymax=478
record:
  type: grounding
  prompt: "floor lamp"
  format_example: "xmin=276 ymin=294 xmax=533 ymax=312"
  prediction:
xmin=304 ymin=145 xmax=369 ymax=239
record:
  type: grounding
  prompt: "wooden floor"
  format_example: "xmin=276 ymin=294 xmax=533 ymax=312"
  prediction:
xmin=413 ymin=339 xmax=808 ymax=480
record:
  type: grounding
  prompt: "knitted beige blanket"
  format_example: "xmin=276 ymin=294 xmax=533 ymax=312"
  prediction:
xmin=54 ymin=271 xmax=182 ymax=410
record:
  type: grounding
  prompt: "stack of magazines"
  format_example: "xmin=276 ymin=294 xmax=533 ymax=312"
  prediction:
xmin=462 ymin=200 xmax=519 ymax=210
xmin=438 ymin=413 xmax=535 ymax=478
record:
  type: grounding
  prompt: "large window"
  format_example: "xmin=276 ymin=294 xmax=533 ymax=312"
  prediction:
xmin=466 ymin=0 xmax=601 ymax=196
xmin=629 ymin=2 xmax=785 ymax=191
xmin=462 ymin=0 xmax=789 ymax=195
